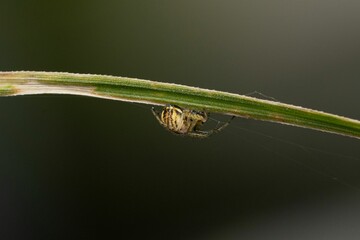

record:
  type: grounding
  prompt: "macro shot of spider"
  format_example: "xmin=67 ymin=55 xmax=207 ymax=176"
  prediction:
xmin=151 ymin=105 xmax=235 ymax=138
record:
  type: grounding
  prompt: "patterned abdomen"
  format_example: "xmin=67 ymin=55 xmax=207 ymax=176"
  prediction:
xmin=160 ymin=105 xmax=207 ymax=134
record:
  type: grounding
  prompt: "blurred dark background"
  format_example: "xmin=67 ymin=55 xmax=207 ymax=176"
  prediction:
xmin=1 ymin=1 xmax=360 ymax=239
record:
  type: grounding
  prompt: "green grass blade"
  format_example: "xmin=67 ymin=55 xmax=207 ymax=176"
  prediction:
xmin=0 ymin=71 xmax=359 ymax=139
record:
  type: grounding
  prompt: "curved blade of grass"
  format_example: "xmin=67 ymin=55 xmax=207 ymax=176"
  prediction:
xmin=0 ymin=71 xmax=359 ymax=139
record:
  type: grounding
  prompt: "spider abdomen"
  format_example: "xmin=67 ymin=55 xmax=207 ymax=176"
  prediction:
xmin=160 ymin=105 xmax=206 ymax=134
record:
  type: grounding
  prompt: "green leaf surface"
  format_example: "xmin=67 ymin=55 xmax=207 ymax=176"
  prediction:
xmin=0 ymin=71 xmax=359 ymax=139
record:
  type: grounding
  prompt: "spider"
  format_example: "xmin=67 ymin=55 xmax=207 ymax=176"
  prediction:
xmin=151 ymin=104 xmax=235 ymax=138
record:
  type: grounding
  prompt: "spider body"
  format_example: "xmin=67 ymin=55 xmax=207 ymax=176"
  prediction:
xmin=152 ymin=105 xmax=234 ymax=138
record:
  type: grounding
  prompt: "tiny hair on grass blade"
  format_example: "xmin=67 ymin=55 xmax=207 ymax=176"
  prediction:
xmin=0 ymin=71 xmax=359 ymax=139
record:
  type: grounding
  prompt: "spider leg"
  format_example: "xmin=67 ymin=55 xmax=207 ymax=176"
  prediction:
xmin=192 ymin=116 xmax=235 ymax=137
xmin=152 ymin=106 xmax=170 ymax=130
xmin=151 ymin=107 xmax=163 ymax=124
xmin=213 ymin=115 xmax=235 ymax=132
xmin=186 ymin=131 xmax=211 ymax=138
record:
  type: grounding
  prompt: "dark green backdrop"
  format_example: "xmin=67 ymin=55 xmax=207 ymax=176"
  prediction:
xmin=1 ymin=1 xmax=360 ymax=239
